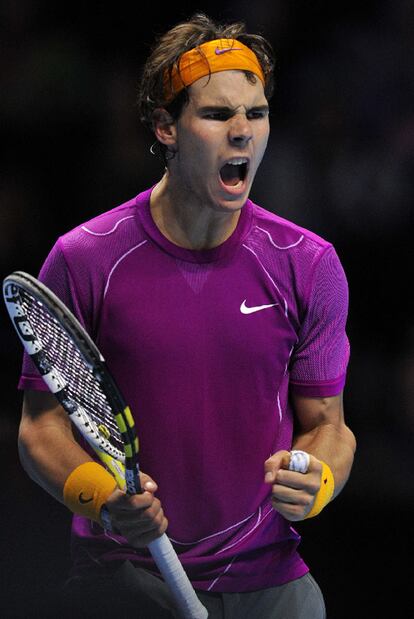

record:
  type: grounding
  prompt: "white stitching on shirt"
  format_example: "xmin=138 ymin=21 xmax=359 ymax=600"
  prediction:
xmin=207 ymin=554 xmax=238 ymax=591
xmin=277 ymin=390 xmax=282 ymax=422
xmin=285 ymin=345 xmax=295 ymax=375
xmin=215 ymin=506 xmax=273 ymax=555
xmin=169 ymin=508 xmax=258 ymax=546
xmin=242 ymin=244 xmax=289 ymax=317
xmin=81 ymin=215 xmax=135 ymax=236
xmin=104 ymin=240 xmax=147 ymax=299
xmin=205 ymin=506 xmax=274 ymax=590
xmin=256 ymin=226 xmax=304 ymax=249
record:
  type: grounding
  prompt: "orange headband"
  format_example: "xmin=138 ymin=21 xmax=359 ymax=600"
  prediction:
xmin=163 ymin=38 xmax=265 ymax=102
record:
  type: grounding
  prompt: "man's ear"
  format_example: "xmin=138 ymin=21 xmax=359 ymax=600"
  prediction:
xmin=152 ymin=108 xmax=177 ymax=149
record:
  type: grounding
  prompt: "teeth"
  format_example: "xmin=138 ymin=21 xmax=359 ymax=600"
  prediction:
xmin=227 ymin=158 xmax=248 ymax=165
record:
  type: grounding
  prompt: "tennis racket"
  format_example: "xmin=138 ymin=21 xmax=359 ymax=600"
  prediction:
xmin=3 ymin=271 xmax=208 ymax=619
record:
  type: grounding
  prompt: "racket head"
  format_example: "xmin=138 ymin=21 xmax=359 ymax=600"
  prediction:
xmin=3 ymin=271 xmax=140 ymax=493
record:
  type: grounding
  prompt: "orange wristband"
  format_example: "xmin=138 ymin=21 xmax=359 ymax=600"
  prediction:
xmin=305 ymin=461 xmax=335 ymax=519
xmin=63 ymin=462 xmax=117 ymax=523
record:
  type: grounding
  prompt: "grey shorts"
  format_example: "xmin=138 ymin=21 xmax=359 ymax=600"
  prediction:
xmin=197 ymin=573 xmax=326 ymax=619
xmin=61 ymin=561 xmax=326 ymax=619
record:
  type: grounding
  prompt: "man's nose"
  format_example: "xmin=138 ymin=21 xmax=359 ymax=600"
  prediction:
xmin=228 ymin=114 xmax=252 ymax=147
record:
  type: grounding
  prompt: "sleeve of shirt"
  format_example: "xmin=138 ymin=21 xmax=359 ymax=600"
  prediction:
xmin=18 ymin=238 xmax=89 ymax=392
xmin=289 ymin=246 xmax=350 ymax=398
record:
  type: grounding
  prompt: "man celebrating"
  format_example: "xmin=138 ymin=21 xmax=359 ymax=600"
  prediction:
xmin=18 ymin=13 xmax=355 ymax=619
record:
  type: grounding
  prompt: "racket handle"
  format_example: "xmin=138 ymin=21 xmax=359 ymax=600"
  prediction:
xmin=148 ymin=534 xmax=208 ymax=619
xmin=124 ymin=468 xmax=207 ymax=616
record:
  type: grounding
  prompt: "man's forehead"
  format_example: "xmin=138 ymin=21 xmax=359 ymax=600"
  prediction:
xmin=189 ymin=70 xmax=267 ymax=106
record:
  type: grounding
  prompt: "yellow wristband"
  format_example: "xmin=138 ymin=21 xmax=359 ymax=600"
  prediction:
xmin=63 ymin=462 xmax=117 ymax=523
xmin=305 ymin=461 xmax=335 ymax=519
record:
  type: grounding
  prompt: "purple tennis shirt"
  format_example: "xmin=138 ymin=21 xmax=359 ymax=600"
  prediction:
xmin=19 ymin=186 xmax=350 ymax=592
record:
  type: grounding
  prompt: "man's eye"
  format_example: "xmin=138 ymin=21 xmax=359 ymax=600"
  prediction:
xmin=204 ymin=112 xmax=230 ymax=121
xmin=247 ymin=111 xmax=268 ymax=120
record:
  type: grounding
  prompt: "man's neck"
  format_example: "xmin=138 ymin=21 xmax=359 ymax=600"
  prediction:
xmin=149 ymin=173 xmax=242 ymax=250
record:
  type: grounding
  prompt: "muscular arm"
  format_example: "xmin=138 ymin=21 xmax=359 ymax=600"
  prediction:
xmin=265 ymin=392 xmax=356 ymax=520
xmin=290 ymin=392 xmax=356 ymax=498
xmin=19 ymin=390 xmax=93 ymax=503
xmin=19 ymin=390 xmax=168 ymax=545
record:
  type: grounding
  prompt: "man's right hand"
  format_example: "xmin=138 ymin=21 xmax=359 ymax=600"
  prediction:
xmin=103 ymin=473 xmax=168 ymax=547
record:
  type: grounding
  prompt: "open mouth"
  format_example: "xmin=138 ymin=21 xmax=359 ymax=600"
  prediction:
xmin=219 ymin=158 xmax=249 ymax=187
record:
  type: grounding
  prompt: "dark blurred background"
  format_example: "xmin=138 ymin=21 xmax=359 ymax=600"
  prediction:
xmin=1 ymin=1 xmax=413 ymax=617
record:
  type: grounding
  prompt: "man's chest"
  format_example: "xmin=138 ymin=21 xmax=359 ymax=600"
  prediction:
xmin=98 ymin=249 xmax=298 ymax=378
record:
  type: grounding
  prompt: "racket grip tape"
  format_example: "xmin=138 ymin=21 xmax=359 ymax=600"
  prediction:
xmin=63 ymin=461 xmax=117 ymax=523
xmin=148 ymin=534 xmax=208 ymax=618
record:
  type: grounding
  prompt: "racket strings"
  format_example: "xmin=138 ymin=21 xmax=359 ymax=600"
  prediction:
xmin=21 ymin=289 xmax=123 ymax=452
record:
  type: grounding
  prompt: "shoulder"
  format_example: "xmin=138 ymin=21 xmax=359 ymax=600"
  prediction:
xmin=60 ymin=195 xmax=142 ymax=251
xmin=54 ymin=190 xmax=152 ymax=270
xmin=80 ymin=198 xmax=138 ymax=235
xmin=44 ymin=190 xmax=150 ymax=286
xmin=248 ymin=200 xmax=333 ymax=260
xmin=245 ymin=201 xmax=346 ymax=320
xmin=39 ymin=191 xmax=151 ymax=332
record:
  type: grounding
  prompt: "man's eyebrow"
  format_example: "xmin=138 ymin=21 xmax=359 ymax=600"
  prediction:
xmin=198 ymin=104 xmax=269 ymax=114
xmin=197 ymin=105 xmax=234 ymax=114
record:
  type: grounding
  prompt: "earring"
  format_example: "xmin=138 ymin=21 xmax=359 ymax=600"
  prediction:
xmin=165 ymin=148 xmax=177 ymax=161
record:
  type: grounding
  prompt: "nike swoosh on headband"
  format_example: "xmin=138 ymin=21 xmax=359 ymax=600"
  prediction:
xmin=215 ymin=47 xmax=243 ymax=55
xmin=240 ymin=300 xmax=279 ymax=315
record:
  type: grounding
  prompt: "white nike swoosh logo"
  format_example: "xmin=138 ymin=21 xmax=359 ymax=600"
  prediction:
xmin=240 ymin=300 xmax=279 ymax=315
xmin=215 ymin=47 xmax=243 ymax=55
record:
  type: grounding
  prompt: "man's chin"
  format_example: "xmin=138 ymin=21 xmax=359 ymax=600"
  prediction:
xmin=215 ymin=188 xmax=250 ymax=212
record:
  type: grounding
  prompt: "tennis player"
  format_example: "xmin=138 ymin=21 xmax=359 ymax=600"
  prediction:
xmin=17 ymin=13 xmax=356 ymax=619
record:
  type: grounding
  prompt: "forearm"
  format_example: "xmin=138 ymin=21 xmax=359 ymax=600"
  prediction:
xmin=292 ymin=422 xmax=356 ymax=498
xmin=18 ymin=392 xmax=168 ymax=544
xmin=19 ymin=401 xmax=93 ymax=504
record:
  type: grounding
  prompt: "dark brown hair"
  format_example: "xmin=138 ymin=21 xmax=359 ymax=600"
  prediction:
xmin=137 ymin=13 xmax=275 ymax=134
